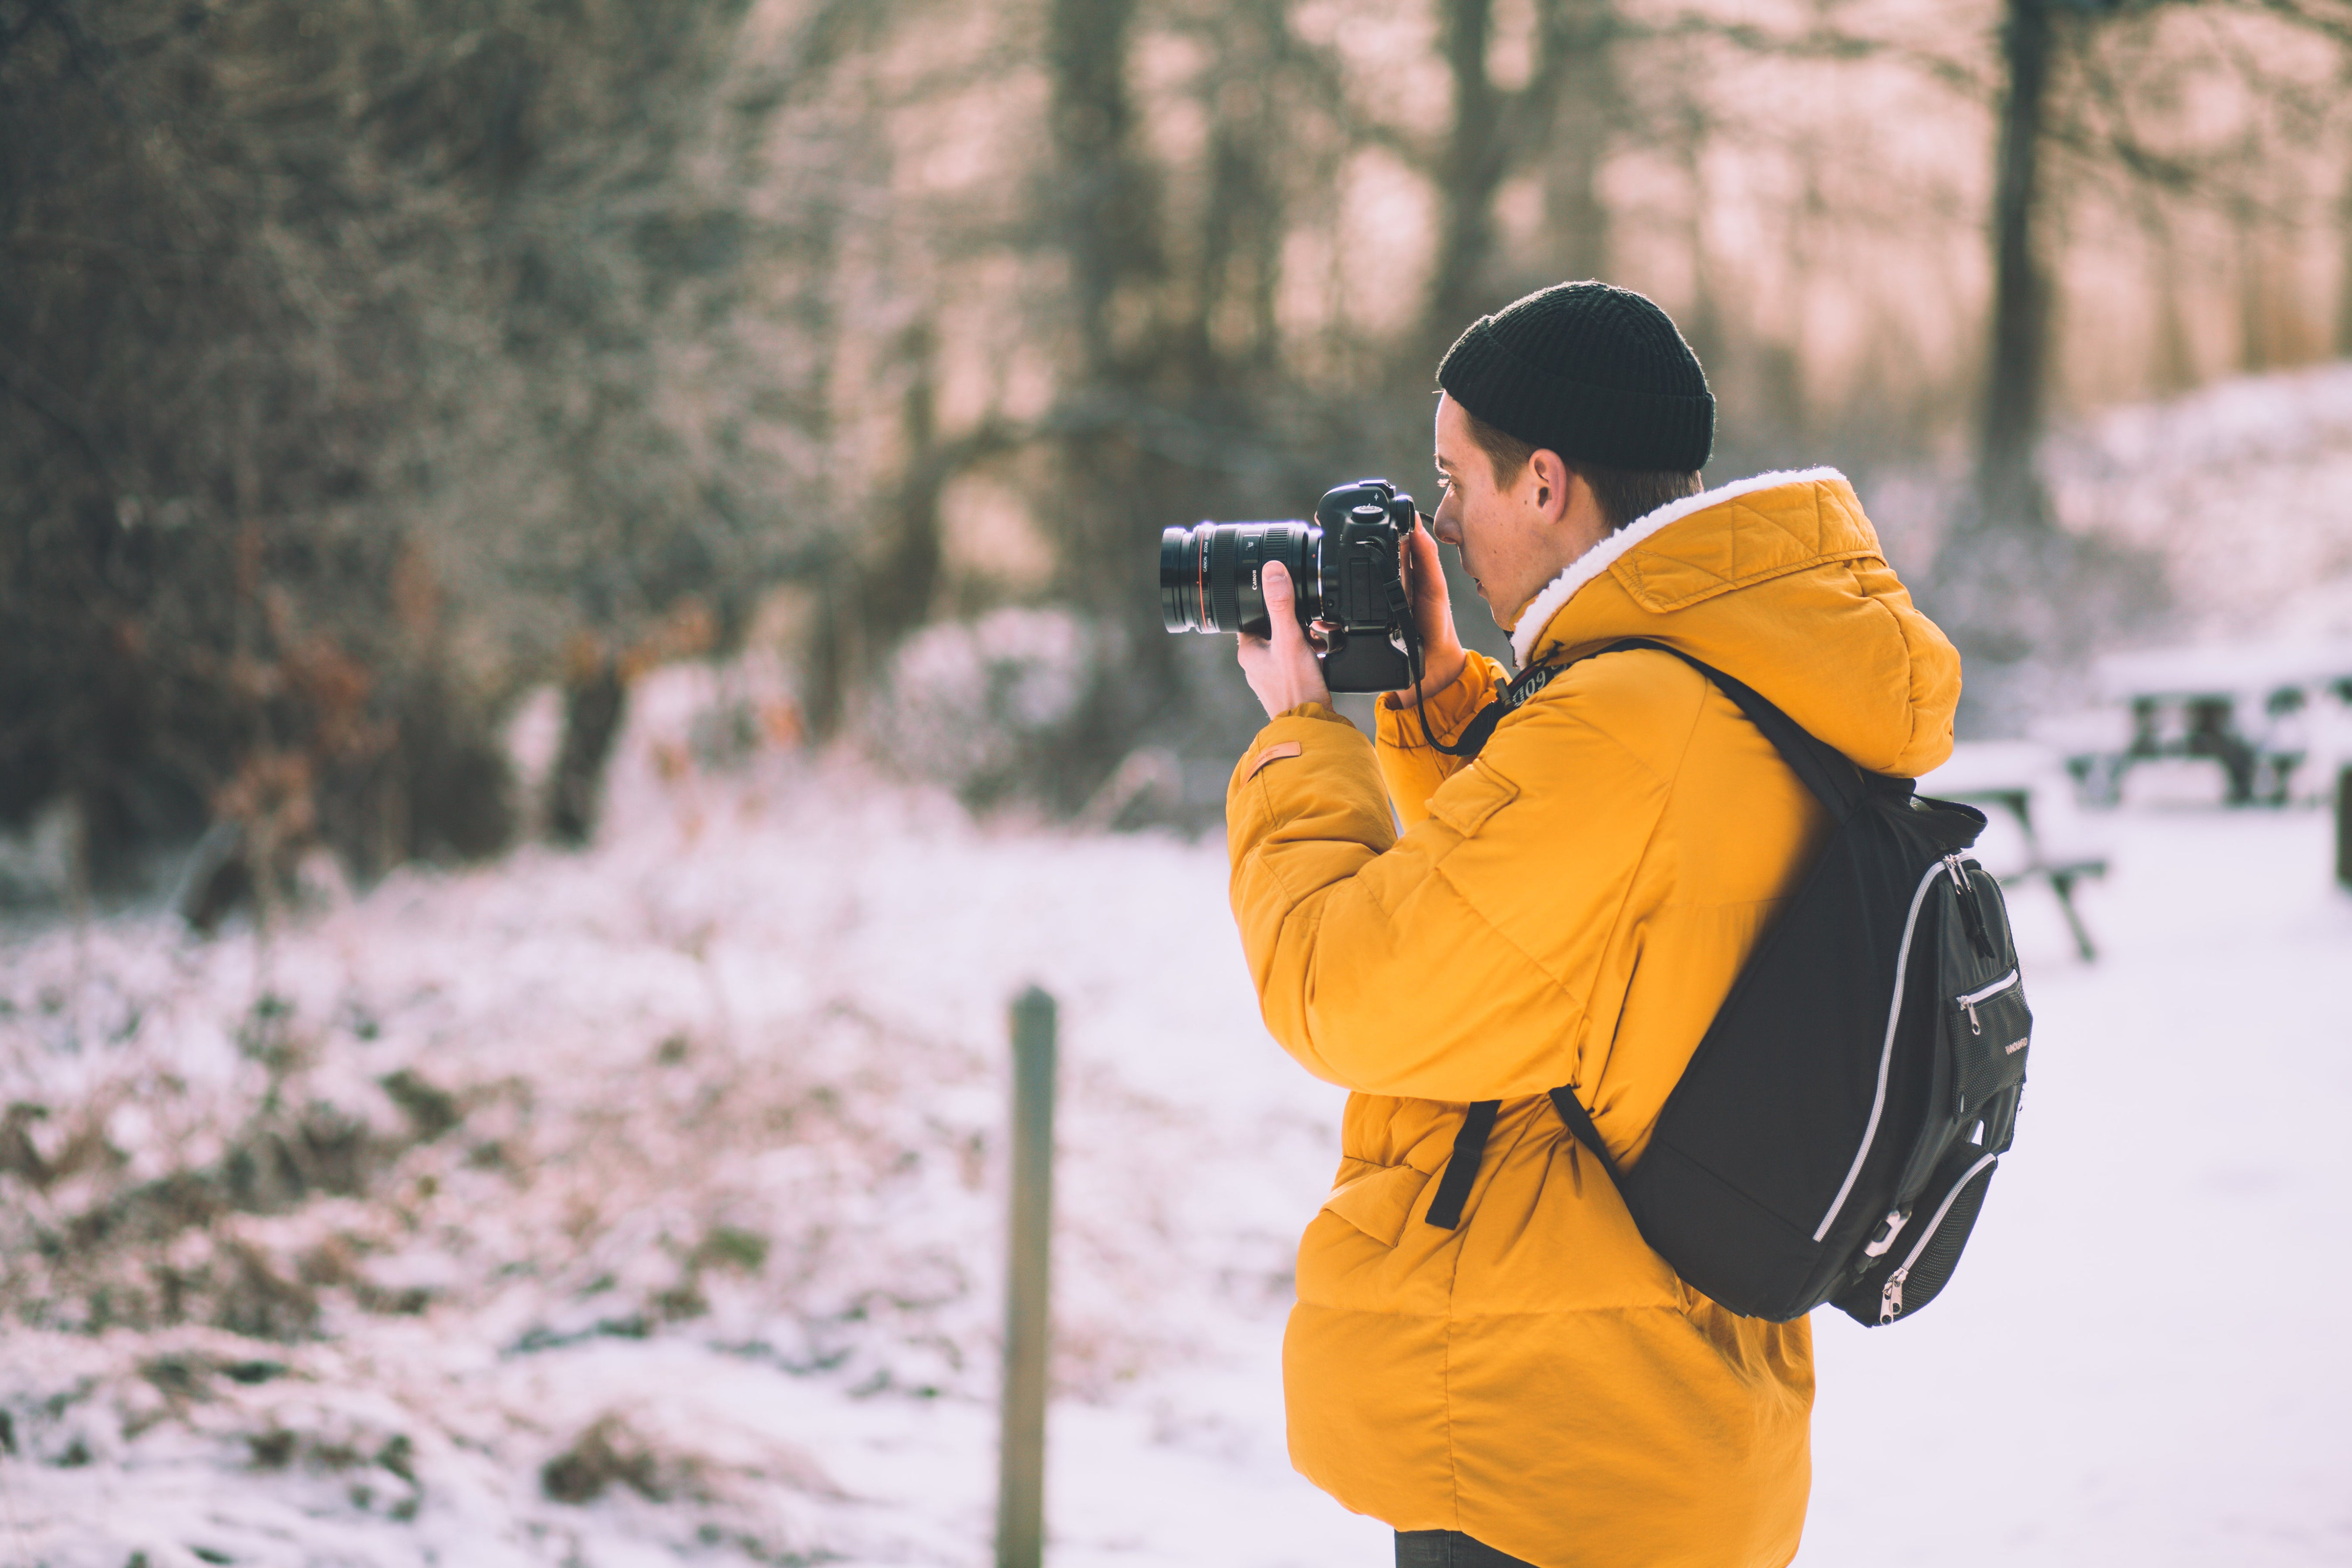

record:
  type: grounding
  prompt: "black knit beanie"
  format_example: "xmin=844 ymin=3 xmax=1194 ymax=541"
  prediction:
xmin=1436 ymin=281 xmax=1714 ymax=472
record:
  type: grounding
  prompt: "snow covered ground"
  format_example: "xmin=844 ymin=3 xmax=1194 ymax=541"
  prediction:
xmin=2 ymin=671 xmax=2349 ymax=1566
xmin=1809 ymin=794 xmax=2352 ymax=1565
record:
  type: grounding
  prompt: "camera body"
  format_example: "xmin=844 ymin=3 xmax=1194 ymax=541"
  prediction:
xmin=1159 ymin=478 xmax=1419 ymax=693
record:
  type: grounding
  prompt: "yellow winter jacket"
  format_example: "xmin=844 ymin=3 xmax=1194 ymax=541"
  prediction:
xmin=1224 ymin=470 xmax=1961 ymax=1568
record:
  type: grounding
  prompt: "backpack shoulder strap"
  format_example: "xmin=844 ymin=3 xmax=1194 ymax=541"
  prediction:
xmin=1544 ymin=640 xmax=1869 ymax=1176
xmin=1420 ymin=638 xmax=1872 ymax=1232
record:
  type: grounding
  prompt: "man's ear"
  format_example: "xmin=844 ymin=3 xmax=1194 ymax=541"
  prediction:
xmin=1527 ymin=449 xmax=1574 ymax=520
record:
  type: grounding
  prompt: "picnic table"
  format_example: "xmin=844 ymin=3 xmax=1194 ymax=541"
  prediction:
xmin=2051 ymin=642 xmax=2352 ymax=807
xmin=1918 ymin=740 xmax=2109 ymax=962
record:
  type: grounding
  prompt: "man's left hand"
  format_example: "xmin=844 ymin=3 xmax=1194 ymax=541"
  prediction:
xmin=1237 ymin=560 xmax=1331 ymax=718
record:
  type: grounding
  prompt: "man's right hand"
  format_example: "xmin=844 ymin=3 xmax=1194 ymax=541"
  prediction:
xmin=1237 ymin=561 xmax=1333 ymax=720
xmin=1396 ymin=517 xmax=1467 ymax=702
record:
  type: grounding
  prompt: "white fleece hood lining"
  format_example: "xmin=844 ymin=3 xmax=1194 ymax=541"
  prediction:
xmin=1507 ymin=466 xmax=1850 ymax=668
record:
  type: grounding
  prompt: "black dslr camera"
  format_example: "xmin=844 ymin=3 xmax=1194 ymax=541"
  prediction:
xmin=1159 ymin=479 xmax=1419 ymax=693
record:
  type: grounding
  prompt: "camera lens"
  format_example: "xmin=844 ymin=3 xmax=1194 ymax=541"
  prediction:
xmin=1157 ymin=521 xmax=1320 ymax=637
xmin=1160 ymin=525 xmax=1207 ymax=632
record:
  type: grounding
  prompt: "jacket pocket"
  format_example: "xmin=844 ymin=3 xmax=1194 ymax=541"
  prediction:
xmin=1320 ymin=1159 xmax=1437 ymax=1248
xmin=1426 ymin=760 xmax=1518 ymax=838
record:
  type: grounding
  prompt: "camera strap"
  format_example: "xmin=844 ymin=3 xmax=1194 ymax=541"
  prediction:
xmin=1397 ymin=586 xmax=1569 ymax=757
xmin=1393 ymin=531 xmax=1567 ymax=758
xmin=1432 ymin=658 xmax=1570 ymax=758
xmin=1404 ymin=637 xmax=1572 ymax=758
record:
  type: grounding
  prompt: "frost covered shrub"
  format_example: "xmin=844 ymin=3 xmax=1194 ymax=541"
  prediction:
xmin=0 ymin=957 xmax=1006 ymax=1395
xmin=871 ymin=607 xmax=1109 ymax=808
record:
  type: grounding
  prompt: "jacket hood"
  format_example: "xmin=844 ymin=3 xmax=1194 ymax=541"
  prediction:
xmin=1513 ymin=466 xmax=1961 ymax=777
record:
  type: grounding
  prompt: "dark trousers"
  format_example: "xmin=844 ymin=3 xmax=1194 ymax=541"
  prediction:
xmin=1395 ymin=1531 xmax=1538 ymax=1567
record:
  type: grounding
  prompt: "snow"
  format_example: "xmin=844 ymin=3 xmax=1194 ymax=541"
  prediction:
xmin=0 ymin=704 xmax=1383 ymax=1568
xmin=1808 ymin=802 xmax=2352 ymax=1566
xmin=2046 ymin=361 xmax=2352 ymax=644
xmin=2092 ymin=640 xmax=2352 ymax=702
xmin=3 ymin=669 xmax=2349 ymax=1567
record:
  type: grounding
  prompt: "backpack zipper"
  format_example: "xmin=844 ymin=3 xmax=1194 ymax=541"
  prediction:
xmin=1812 ymin=858 xmax=1952 ymax=1243
xmin=1877 ymin=1150 xmax=2000 ymax=1323
xmin=1955 ymin=969 xmax=2020 ymax=1035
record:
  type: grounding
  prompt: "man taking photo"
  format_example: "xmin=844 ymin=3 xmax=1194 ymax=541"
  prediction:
xmin=1225 ymin=280 xmax=1963 ymax=1568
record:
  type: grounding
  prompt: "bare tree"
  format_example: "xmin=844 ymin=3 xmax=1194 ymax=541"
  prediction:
xmin=2335 ymin=61 xmax=2352 ymax=355
xmin=1973 ymin=0 xmax=2062 ymax=535
xmin=1426 ymin=0 xmax=1511 ymax=343
xmin=1420 ymin=0 xmax=1616 ymax=354
xmin=1538 ymin=0 xmax=1618 ymax=283
xmin=1048 ymin=0 xmax=1163 ymax=388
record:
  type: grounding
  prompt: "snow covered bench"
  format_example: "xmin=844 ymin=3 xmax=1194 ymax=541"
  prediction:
xmin=1918 ymin=740 xmax=2109 ymax=961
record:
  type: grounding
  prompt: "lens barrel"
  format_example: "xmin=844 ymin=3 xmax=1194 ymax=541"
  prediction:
xmin=1158 ymin=521 xmax=1319 ymax=637
xmin=1159 ymin=526 xmax=1206 ymax=632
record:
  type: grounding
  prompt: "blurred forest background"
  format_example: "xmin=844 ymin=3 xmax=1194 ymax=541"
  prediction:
xmin=7 ymin=0 xmax=2352 ymax=899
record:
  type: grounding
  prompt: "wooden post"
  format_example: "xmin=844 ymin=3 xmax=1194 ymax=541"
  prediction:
xmin=997 ymin=987 xmax=1057 ymax=1568
xmin=2336 ymin=768 xmax=2352 ymax=889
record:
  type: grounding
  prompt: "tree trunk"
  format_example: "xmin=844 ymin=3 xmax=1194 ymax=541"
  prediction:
xmin=1426 ymin=0 xmax=1506 ymax=354
xmin=2335 ymin=148 xmax=2352 ymax=358
xmin=862 ymin=320 xmax=946 ymax=644
xmin=1674 ymin=104 xmax=1724 ymax=390
xmin=545 ymin=652 xmax=626 ymax=846
xmin=2234 ymin=199 xmax=2274 ymax=375
xmin=1973 ymin=0 xmax=2055 ymax=535
xmin=1536 ymin=0 xmax=1614 ymax=284
xmin=1040 ymin=0 xmax=1183 ymax=755
xmin=2144 ymin=207 xmax=2197 ymax=395
xmin=1186 ymin=39 xmax=1284 ymax=383
xmin=1048 ymin=0 xmax=1155 ymax=385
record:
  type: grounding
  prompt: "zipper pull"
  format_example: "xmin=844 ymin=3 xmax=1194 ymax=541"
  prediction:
xmin=1947 ymin=855 xmax=1995 ymax=956
xmin=1964 ymin=998 xmax=1982 ymax=1034
xmin=1879 ymin=1266 xmax=1909 ymax=1325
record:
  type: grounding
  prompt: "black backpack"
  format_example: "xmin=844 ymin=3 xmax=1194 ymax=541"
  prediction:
xmin=1422 ymin=640 xmax=2031 ymax=1326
